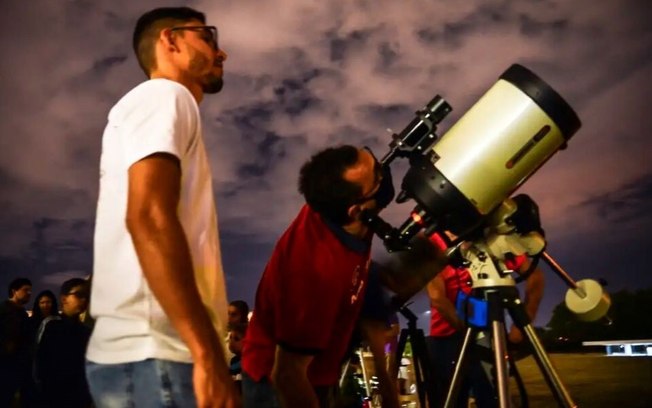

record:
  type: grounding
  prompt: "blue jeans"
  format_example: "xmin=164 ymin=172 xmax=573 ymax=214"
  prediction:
xmin=241 ymin=370 xmax=336 ymax=408
xmin=85 ymin=359 xmax=196 ymax=408
xmin=241 ymin=370 xmax=280 ymax=408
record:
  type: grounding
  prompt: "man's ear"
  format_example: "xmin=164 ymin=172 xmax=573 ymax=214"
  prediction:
xmin=161 ymin=28 xmax=179 ymax=52
xmin=347 ymin=204 xmax=362 ymax=221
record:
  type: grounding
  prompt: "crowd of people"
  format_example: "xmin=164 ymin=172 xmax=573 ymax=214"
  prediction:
xmin=1 ymin=5 xmax=545 ymax=408
xmin=0 ymin=277 xmax=94 ymax=407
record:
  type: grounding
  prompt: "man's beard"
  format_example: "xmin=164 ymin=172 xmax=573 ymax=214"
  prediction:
xmin=202 ymin=74 xmax=223 ymax=94
xmin=188 ymin=48 xmax=224 ymax=94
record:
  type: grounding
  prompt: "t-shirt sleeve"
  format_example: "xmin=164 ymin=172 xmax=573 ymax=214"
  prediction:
xmin=273 ymin=252 xmax=347 ymax=354
xmin=118 ymin=82 xmax=198 ymax=167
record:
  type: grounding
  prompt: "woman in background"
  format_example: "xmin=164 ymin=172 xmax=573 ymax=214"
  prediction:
xmin=30 ymin=291 xmax=58 ymax=324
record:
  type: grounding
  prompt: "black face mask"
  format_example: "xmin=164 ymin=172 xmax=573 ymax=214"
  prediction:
xmin=351 ymin=147 xmax=395 ymax=220
xmin=373 ymin=164 xmax=395 ymax=210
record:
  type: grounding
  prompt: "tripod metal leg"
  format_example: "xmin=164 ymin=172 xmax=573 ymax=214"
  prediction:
xmin=357 ymin=349 xmax=372 ymax=397
xmin=491 ymin=321 xmax=511 ymax=408
xmin=521 ymin=324 xmax=577 ymax=408
xmin=444 ymin=326 xmax=474 ymax=408
xmin=411 ymin=332 xmax=433 ymax=408
xmin=506 ymin=291 xmax=577 ymax=408
xmin=444 ymin=287 xmax=578 ymax=408
xmin=395 ymin=321 xmax=434 ymax=408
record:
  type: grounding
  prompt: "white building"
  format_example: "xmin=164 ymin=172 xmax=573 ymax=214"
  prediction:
xmin=582 ymin=340 xmax=652 ymax=357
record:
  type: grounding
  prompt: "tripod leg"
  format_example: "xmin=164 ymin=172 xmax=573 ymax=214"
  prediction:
xmin=357 ymin=349 xmax=372 ymax=397
xmin=396 ymin=328 xmax=409 ymax=371
xmin=521 ymin=324 xmax=576 ymax=408
xmin=507 ymin=296 xmax=577 ymax=408
xmin=411 ymin=328 xmax=434 ymax=408
xmin=491 ymin=320 xmax=511 ymax=408
xmin=444 ymin=326 xmax=475 ymax=408
xmin=395 ymin=328 xmax=412 ymax=398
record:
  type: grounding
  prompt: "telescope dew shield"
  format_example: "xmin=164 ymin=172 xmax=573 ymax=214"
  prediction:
xmin=430 ymin=64 xmax=581 ymax=217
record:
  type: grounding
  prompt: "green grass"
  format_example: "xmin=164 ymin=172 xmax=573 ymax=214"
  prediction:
xmin=509 ymin=353 xmax=652 ymax=407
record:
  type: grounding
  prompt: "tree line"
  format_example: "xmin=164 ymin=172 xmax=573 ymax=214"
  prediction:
xmin=539 ymin=287 xmax=652 ymax=351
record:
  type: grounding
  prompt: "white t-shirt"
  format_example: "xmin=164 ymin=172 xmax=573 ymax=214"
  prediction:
xmin=87 ymin=79 xmax=228 ymax=364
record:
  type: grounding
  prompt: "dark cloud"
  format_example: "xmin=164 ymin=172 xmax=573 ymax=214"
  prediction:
xmin=518 ymin=15 xmax=569 ymax=38
xmin=376 ymin=41 xmax=400 ymax=68
xmin=415 ymin=2 xmax=512 ymax=48
xmin=92 ymin=55 xmax=129 ymax=74
xmin=273 ymin=70 xmax=323 ymax=117
xmin=237 ymin=131 xmax=286 ymax=178
xmin=328 ymin=29 xmax=375 ymax=63
xmin=577 ymin=174 xmax=652 ymax=224
xmin=228 ymin=102 xmax=275 ymax=132
xmin=358 ymin=103 xmax=412 ymax=126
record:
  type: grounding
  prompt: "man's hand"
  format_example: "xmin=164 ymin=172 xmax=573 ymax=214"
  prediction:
xmin=193 ymin=359 xmax=241 ymax=408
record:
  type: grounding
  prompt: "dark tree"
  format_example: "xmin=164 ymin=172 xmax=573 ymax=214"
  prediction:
xmin=543 ymin=287 xmax=652 ymax=350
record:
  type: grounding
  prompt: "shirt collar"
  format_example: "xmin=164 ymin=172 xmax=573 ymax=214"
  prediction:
xmin=322 ymin=216 xmax=370 ymax=254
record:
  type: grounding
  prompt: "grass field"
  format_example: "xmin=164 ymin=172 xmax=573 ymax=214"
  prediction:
xmin=509 ymin=352 xmax=652 ymax=407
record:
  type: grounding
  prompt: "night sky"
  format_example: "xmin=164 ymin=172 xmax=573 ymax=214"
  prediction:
xmin=1 ymin=0 xmax=650 ymax=330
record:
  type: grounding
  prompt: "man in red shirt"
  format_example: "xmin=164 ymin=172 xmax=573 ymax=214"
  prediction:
xmin=241 ymin=145 xmax=395 ymax=408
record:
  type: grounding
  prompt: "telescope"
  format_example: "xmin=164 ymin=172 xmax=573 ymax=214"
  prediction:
xmin=365 ymin=64 xmax=580 ymax=246
xmin=363 ymin=63 xmax=609 ymax=320
xmin=364 ymin=64 xmax=610 ymax=408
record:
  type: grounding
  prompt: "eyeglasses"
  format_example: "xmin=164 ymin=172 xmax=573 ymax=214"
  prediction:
xmin=169 ymin=25 xmax=219 ymax=50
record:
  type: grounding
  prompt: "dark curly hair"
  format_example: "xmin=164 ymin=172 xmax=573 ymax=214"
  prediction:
xmin=298 ymin=145 xmax=362 ymax=225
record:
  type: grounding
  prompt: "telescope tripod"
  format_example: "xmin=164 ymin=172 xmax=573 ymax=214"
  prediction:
xmin=395 ymin=305 xmax=434 ymax=408
xmin=444 ymin=286 xmax=576 ymax=408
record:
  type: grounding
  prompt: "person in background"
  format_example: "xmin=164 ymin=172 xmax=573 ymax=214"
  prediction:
xmin=228 ymin=322 xmax=248 ymax=393
xmin=23 ymin=290 xmax=59 ymax=407
xmin=228 ymin=300 xmax=250 ymax=330
xmin=35 ymin=278 xmax=92 ymax=408
xmin=0 ymin=277 xmax=32 ymax=406
xmin=85 ymin=6 xmax=238 ymax=408
xmin=28 ymin=290 xmax=58 ymax=339
xmin=426 ymin=234 xmax=544 ymax=407
xmin=30 ymin=291 xmax=58 ymax=323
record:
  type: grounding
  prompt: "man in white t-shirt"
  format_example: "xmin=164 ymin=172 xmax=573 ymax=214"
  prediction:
xmin=86 ymin=7 xmax=239 ymax=408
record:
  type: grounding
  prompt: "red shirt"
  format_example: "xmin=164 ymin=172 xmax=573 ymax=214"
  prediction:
xmin=429 ymin=266 xmax=472 ymax=337
xmin=242 ymin=205 xmax=371 ymax=386
xmin=428 ymin=234 xmax=526 ymax=337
